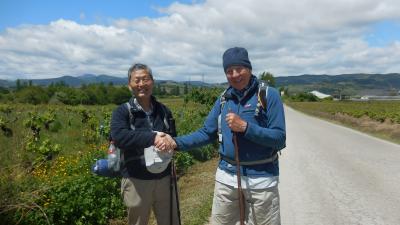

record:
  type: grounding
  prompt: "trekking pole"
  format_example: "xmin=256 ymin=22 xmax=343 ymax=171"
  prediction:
xmin=170 ymin=167 xmax=173 ymax=225
xmin=171 ymin=159 xmax=182 ymax=225
xmin=168 ymin=117 xmax=181 ymax=225
xmin=233 ymin=132 xmax=245 ymax=225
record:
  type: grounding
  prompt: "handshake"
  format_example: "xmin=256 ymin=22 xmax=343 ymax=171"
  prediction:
xmin=154 ymin=132 xmax=177 ymax=152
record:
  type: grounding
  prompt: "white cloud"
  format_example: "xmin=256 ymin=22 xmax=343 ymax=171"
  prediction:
xmin=1 ymin=0 xmax=400 ymax=82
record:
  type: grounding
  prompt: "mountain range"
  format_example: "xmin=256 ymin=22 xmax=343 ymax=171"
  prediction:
xmin=0 ymin=74 xmax=216 ymax=88
xmin=1 ymin=73 xmax=400 ymax=96
xmin=275 ymin=73 xmax=400 ymax=96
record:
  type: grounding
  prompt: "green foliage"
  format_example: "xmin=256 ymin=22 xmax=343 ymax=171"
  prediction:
xmin=99 ymin=110 xmax=112 ymax=139
xmin=35 ymin=175 xmax=124 ymax=225
xmin=0 ymin=105 xmax=13 ymax=115
xmin=174 ymin=151 xmax=194 ymax=174
xmin=259 ymin=71 xmax=276 ymax=87
xmin=0 ymin=99 xmax=219 ymax=225
xmin=0 ymin=116 xmax=13 ymax=137
xmin=189 ymin=143 xmax=219 ymax=162
xmin=23 ymin=112 xmax=43 ymax=140
xmin=287 ymin=101 xmax=400 ymax=124
xmin=275 ymin=73 xmax=400 ymax=97
xmin=15 ymin=86 xmax=50 ymax=104
xmin=79 ymin=108 xmax=93 ymax=124
xmin=288 ymin=92 xmax=319 ymax=102
xmin=54 ymin=89 xmax=89 ymax=105
xmin=42 ymin=110 xmax=56 ymax=130
xmin=21 ymin=110 xmax=64 ymax=166
xmin=184 ymin=87 xmax=223 ymax=109
xmin=25 ymin=135 xmax=60 ymax=164
xmin=1 ymin=82 xmax=132 ymax=105
xmin=109 ymin=86 xmax=131 ymax=105
xmin=183 ymin=83 xmax=189 ymax=95
xmin=49 ymin=120 xmax=62 ymax=132
xmin=37 ymin=139 xmax=60 ymax=158
xmin=4 ymin=165 xmax=125 ymax=225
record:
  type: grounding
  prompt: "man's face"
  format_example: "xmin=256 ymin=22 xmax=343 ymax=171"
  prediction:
xmin=128 ymin=69 xmax=154 ymax=100
xmin=225 ymin=66 xmax=252 ymax=91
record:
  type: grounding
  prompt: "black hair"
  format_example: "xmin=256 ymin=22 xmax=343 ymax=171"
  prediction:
xmin=127 ymin=63 xmax=153 ymax=82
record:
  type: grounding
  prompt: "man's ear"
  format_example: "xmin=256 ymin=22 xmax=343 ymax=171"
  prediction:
xmin=127 ymin=84 xmax=133 ymax=92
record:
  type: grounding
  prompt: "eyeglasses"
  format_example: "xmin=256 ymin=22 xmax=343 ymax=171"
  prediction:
xmin=226 ymin=66 xmax=247 ymax=76
xmin=131 ymin=77 xmax=152 ymax=84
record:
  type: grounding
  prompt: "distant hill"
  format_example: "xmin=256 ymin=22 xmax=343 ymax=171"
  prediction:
xmin=0 ymin=74 xmax=218 ymax=88
xmin=275 ymin=73 xmax=400 ymax=96
xmin=10 ymin=74 xmax=127 ymax=87
xmin=1 ymin=73 xmax=399 ymax=96
xmin=0 ymin=79 xmax=11 ymax=87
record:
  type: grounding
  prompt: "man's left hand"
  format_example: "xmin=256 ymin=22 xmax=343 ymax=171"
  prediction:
xmin=225 ymin=113 xmax=247 ymax=133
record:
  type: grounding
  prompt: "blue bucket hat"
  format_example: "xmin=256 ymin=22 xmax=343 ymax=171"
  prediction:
xmin=222 ymin=47 xmax=252 ymax=72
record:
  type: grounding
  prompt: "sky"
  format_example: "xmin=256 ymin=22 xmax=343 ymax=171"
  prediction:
xmin=1 ymin=0 xmax=400 ymax=83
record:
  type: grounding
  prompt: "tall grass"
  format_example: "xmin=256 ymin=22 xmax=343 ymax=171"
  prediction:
xmin=0 ymin=98 xmax=217 ymax=224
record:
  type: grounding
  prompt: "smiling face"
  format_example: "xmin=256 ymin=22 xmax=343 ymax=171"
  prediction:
xmin=225 ymin=65 xmax=252 ymax=91
xmin=128 ymin=69 xmax=154 ymax=101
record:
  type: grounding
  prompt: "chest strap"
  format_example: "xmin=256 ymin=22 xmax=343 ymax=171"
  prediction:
xmin=220 ymin=153 xmax=278 ymax=166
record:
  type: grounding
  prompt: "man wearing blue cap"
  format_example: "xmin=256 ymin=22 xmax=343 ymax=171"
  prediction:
xmin=164 ymin=47 xmax=286 ymax=224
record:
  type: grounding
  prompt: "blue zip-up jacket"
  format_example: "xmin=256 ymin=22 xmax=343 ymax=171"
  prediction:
xmin=175 ymin=76 xmax=286 ymax=176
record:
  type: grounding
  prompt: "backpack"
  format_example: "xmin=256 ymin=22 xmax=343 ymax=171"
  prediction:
xmin=91 ymin=101 xmax=173 ymax=177
xmin=217 ymin=80 xmax=269 ymax=143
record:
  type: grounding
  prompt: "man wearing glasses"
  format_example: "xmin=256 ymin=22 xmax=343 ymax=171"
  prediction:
xmin=110 ymin=63 xmax=179 ymax=225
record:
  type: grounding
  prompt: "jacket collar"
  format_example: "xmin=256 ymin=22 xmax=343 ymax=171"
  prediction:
xmin=129 ymin=95 xmax=157 ymax=113
xmin=226 ymin=75 xmax=258 ymax=101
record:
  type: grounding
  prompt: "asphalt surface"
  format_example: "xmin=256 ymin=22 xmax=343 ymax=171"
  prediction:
xmin=280 ymin=106 xmax=400 ymax=225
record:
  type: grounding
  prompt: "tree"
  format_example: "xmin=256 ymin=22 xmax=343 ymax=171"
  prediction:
xmin=171 ymin=86 xmax=180 ymax=96
xmin=16 ymin=86 xmax=49 ymax=104
xmin=259 ymin=72 xmax=276 ymax=87
xmin=153 ymin=84 xmax=161 ymax=96
xmin=160 ymin=86 xmax=167 ymax=96
xmin=183 ymin=83 xmax=189 ymax=95
xmin=16 ymin=79 xmax=22 ymax=91
xmin=110 ymin=86 xmax=131 ymax=104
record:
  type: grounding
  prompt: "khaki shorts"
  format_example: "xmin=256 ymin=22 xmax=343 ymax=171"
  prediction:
xmin=211 ymin=181 xmax=280 ymax=225
xmin=121 ymin=176 xmax=179 ymax=225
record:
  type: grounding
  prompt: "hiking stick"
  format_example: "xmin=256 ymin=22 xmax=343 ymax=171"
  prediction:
xmin=170 ymin=166 xmax=173 ymax=225
xmin=171 ymin=159 xmax=182 ymax=225
xmin=233 ymin=132 xmax=245 ymax=225
xmin=168 ymin=117 xmax=181 ymax=225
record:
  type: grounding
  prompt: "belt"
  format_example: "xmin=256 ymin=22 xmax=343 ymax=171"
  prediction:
xmin=220 ymin=153 xmax=278 ymax=166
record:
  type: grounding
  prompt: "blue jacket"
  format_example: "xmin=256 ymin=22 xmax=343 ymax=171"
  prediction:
xmin=176 ymin=76 xmax=286 ymax=177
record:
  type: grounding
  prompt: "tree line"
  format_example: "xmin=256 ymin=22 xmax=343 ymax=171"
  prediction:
xmin=0 ymin=80 xmax=191 ymax=105
xmin=0 ymin=72 xmax=284 ymax=105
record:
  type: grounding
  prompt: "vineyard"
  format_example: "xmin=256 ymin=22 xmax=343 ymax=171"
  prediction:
xmin=0 ymin=88 xmax=223 ymax=225
xmin=286 ymin=100 xmax=400 ymax=143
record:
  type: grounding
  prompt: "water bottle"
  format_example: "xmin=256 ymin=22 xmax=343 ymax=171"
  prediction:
xmin=107 ymin=141 xmax=117 ymax=170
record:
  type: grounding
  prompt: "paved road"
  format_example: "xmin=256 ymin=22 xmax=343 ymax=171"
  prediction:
xmin=280 ymin=106 xmax=400 ymax=225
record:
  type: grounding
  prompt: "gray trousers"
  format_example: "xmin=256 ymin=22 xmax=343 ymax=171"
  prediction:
xmin=121 ymin=176 xmax=179 ymax=225
xmin=211 ymin=181 xmax=281 ymax=225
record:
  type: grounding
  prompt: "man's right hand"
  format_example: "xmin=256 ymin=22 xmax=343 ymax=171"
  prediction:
xmin=154 ymin=132 xmax=177 ymax=152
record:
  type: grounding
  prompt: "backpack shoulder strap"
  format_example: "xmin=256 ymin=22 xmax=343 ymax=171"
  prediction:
xmin=125 ymin=102 xmax=135 ymax=130
xmin=218 ymin=88 xmax=228 ymax=143
xmin=158 ymin=103 xmax=170 ymax=130
xmin=256 ymin=81 xmax=269 ymax=116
